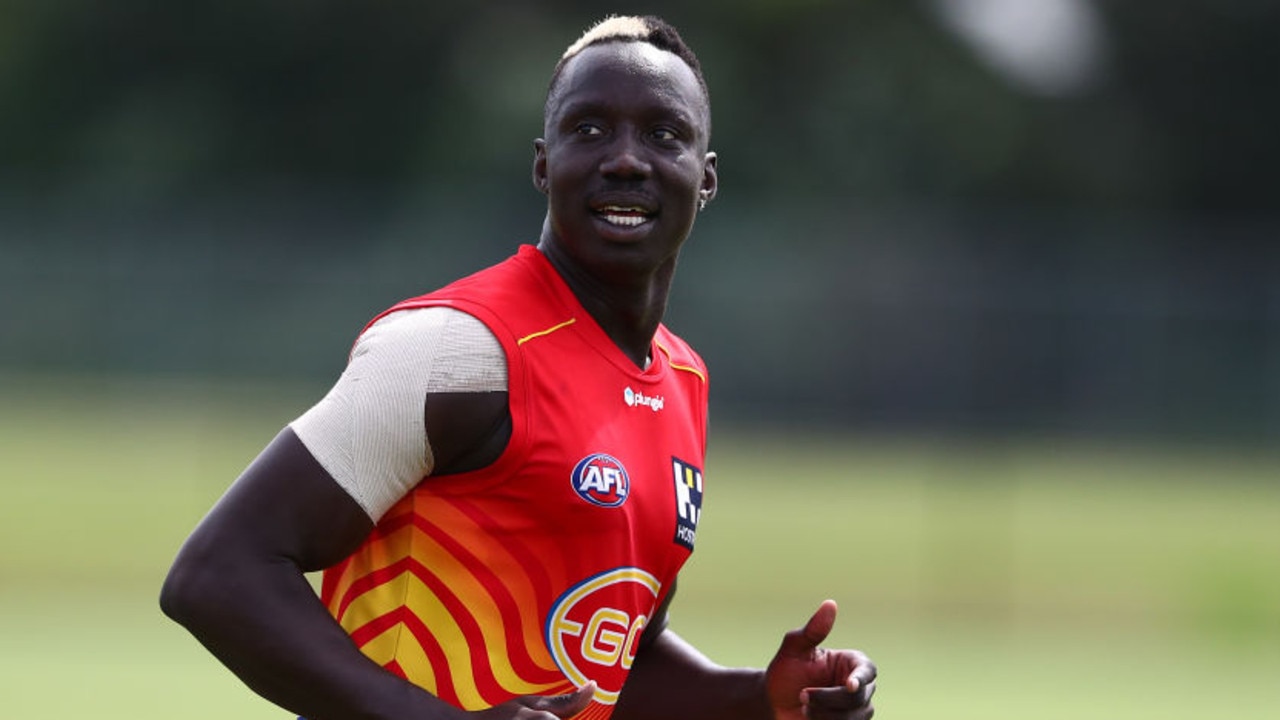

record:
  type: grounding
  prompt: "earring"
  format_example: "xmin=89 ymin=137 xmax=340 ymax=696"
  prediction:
xmin=698 ymin=197 xmax=707 ymax=212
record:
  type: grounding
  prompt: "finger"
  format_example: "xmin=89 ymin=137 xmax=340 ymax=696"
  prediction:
xmin=842 ymin=649 xmax=877 ymax=693
xmin=805 ymin=680 xmax=876 ymax=711
xmin=805 ymin=698 xmax=875 ymax=720
xmin=525 ymin=682 xmax=596 ymax=718
xmin=778 ymin=599 xmax=838 ymax=657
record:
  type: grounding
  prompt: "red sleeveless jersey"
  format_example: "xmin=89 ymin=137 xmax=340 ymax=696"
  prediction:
xmin=319 ymin=245 xmax=709 ymax=720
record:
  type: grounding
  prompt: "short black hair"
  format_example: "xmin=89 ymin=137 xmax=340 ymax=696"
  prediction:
xmin=545 ymin=15 xmax=711 ymax=127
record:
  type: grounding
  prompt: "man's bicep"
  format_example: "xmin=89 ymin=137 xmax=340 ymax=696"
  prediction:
xmin=193 ymin=428 xmax=374 ymax=572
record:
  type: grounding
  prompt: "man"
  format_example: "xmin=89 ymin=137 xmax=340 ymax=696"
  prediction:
xmin=161 ymin=15 xmax=877 ymax=720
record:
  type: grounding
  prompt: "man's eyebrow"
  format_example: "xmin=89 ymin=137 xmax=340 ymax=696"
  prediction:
xmin=555 ymin=99 xmax=608 ymax=119
xmin=556 ymin=98 xmax=697 ymax=127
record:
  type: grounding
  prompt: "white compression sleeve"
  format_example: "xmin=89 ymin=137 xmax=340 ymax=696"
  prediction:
xmin=289 ymin=306 xmax=507 ymax=521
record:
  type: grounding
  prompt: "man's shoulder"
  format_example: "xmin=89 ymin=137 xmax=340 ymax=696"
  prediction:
xmin=361 ymin=246 xmax=550 ymax=341
xmin=391 ymin=246 xmax=540 ymax=311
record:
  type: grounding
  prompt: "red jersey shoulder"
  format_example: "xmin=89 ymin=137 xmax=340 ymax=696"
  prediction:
xmin=654 ymin=325 xmax=708 ymax=384
xmin=359 ymin=247 xmax=563 ymax=343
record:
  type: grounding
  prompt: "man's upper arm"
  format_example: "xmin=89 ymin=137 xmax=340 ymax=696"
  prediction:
xmin=290 ymin=306 xmax=509 ymax=519
xmin=185 ymin=306 xmax=511 ymax=573
xmin=181 ymin=428 xmax=375 ymax=573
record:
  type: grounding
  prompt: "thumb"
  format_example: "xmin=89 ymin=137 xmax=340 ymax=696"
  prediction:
xmin=778 ymin=599 xmax=837 ymax=657
xmin=524 ymin=681 xmax=597 ymax=718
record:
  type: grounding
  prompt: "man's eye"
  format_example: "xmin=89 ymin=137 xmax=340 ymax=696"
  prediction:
xmin=652 ymin=128 xmax=679 ymax=141
xmin=575 ymin=123 xmax=604 ymax=136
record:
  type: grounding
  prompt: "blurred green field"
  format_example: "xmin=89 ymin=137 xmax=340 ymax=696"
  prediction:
xmin=2 ymin=372 xmax=1278 ymax=719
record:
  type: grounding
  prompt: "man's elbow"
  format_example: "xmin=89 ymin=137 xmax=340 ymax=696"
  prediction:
xmin=159 ymin=548 xmax=225 ymax=629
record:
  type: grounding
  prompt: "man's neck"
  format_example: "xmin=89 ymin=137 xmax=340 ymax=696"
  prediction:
xmin=536 ymin=238 xmax=676 ymax=370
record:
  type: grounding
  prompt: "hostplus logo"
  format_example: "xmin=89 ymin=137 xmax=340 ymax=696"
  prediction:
xmin=623 ymin=386 xmax=664 ymax=412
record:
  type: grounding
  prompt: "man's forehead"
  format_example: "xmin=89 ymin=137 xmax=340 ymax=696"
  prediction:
xmin=564 ymin=40 xmax=689 ymax=78
xmin=549 ymin=40 xmax=706 ymax=114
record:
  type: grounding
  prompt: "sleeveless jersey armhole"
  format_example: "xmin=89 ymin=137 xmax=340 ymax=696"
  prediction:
xmin=375 ymin=298 xmax=534 ymax=498
xmin=290 ymin=306 xmax=509 ymax=520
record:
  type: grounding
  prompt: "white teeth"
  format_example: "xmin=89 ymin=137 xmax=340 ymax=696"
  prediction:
xmin=598 ymin=205 xmax=650 ymax=227
xmin=604 ymin=214 xmax=647 ymax=227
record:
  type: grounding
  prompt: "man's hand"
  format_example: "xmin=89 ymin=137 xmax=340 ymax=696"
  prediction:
xmin=476 ymin=682 xmax=596 ymax=720
xmin=765 ymin=601 xmax=877 ymax=720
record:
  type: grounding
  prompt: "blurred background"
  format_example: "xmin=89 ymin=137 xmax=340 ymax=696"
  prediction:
xmin=2 ymin=1 xmax=1277 ymax=718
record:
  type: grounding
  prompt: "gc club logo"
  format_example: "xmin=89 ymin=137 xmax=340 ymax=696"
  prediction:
xmin=570 ymin=453 xmax=630 ymax=507
xmin=545 ymin=567 xmax=661 ymax=705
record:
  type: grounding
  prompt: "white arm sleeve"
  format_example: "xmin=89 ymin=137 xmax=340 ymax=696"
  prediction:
xmin=289 ymin=306 xmax=507 ymax=521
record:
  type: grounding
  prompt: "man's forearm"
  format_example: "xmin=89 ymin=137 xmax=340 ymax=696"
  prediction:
xmin=612 ymin=629 xmax=772 ymax=720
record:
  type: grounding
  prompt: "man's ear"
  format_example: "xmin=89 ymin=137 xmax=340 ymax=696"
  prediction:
xmin=533 ymin=139 xmax=549 ymax=194
xmin=700 ymin=151 xmax=718 ymax=205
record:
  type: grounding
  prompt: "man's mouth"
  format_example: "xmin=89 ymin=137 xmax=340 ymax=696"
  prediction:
xmin=595 ymin=205 xmax=654 ymax=227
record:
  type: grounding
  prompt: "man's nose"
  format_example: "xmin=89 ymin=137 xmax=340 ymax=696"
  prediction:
xmin=599 ymin=133 xmax=652 ymax=178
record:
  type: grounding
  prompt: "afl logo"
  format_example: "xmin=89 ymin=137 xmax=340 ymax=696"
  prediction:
xmin=546 ymin=568 xmax=661 ymax=705
xmin=571 ymin=453 xmax=630 ymax=507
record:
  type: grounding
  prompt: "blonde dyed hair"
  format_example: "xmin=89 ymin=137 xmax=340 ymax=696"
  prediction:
xmin=545 ymin=14 xmax=710 ymax=123
xmin=561 ymin=16 xmax=654 ymax=61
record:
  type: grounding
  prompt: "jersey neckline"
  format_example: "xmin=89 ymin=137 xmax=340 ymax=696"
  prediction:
xmin=516 ymin=244 xmax=669 ymax=383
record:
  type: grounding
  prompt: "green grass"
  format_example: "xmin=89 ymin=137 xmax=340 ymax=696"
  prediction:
xmin=2 ymin=372 xmax=1278 ymax=719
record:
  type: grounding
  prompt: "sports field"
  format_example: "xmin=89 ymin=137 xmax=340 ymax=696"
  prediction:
xmin=2 ymin=372 xmax=1278 ymax=719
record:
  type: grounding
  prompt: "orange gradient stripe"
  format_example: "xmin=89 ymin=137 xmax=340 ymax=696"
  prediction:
xmin=328 ymin=497 xmax=578 ymax=709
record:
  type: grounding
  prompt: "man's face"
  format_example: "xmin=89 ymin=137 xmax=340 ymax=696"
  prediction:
xmin=535 ymin=41 xmax=717 ymax=280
